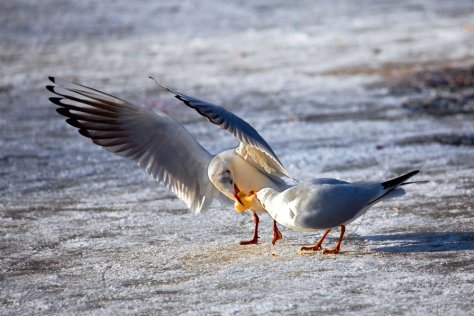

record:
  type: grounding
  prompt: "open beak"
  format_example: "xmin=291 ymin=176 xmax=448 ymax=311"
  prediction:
xmin=233 ymin=183 xmax=244 ymax=206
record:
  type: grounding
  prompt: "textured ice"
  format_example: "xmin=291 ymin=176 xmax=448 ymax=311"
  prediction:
xmin=1 ymin=0 xmax=474 ymax=315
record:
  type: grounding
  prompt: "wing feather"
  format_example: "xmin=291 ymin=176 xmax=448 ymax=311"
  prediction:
xmin=47 ymin=77 xmax=218 ymax=213
xmin=150 ymin=77 xmax=291 ymax=178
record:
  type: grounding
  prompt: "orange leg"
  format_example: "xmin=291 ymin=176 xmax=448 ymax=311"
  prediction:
xmin=240 ymin=212 xmax=259 ymax=245
xmin=323 ymin=225 xmax=346 ymax=254
xmin=301 ymin=229 xmax=331 ymax=252
xmin=272 ymin=220 xmax=283 ymax=245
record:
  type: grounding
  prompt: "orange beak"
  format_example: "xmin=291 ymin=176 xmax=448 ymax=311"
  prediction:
xmin=233 ymin=183 xmax=244 ymax=206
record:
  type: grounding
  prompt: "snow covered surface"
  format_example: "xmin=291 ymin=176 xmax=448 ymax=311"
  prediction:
xmin=1 ymin=0 xmax=474 ymax=314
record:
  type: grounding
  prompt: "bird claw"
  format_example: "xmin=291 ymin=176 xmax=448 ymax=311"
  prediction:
xmin=239 ymin=237 xmax=259 ymax=245
xmin=239 ymin=212 xmax=260 ymax=245
xmin=272 ymin=231 xmax=283 ymax=245
xmin=300 ymin=245 xmax=321 ymax=252
xmin=322 ymin=247 xmax=340 ymax=254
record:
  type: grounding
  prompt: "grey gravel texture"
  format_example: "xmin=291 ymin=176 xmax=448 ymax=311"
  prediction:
xmin=1 ymin=1 xmax=473 ymax=315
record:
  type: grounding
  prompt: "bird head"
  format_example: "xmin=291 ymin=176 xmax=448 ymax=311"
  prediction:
xmin=208 ymin=155 xmax=236 ymax=199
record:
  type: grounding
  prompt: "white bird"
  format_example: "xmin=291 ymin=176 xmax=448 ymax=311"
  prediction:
xmin=237 ymin=170 xmax=420 ymax=254
xmin=46 ymin=77 xmax=292 ymax=245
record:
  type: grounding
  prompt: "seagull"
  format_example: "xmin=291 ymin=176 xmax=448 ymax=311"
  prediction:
xmin=46 ymin=77 xmax=292 ymax=245
xmin=234 ymin=170 xmax=421 ymax=254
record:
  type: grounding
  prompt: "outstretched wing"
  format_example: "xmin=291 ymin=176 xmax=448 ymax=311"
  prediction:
xmin=150 ymin=77 xmax=291 ymax=178
xmin=46 ymin=77 xmax=218 ymax=213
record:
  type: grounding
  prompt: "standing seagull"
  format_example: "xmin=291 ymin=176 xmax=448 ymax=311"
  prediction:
xmin=235 ymin=170 xmax=420 ymax=254
xmin=46 ymin=77 xmax=292 ymax=245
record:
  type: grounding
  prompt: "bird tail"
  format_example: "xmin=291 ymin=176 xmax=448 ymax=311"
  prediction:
xmin=400 ymin=180 xmax=429 ymax=186
xmin=380 ymin=170 xmax=420 ymax=190
xmin=368 ymin=170 xmax=420 ymax=205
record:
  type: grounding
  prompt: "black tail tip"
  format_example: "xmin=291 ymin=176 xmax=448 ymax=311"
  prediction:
xmin=48 ymin=76 xmax=55 ymax=83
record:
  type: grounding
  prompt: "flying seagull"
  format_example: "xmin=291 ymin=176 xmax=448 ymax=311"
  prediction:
xmin=46 ymin=77 xmax=292 ymax=245
xmin=234 ymin=170 xmax=421 ymax=254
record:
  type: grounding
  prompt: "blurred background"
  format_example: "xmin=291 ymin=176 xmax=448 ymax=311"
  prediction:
xmin=1 ymin=1 xmax=473 ymax=314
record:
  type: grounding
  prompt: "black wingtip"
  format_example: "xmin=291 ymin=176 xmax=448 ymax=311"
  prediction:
xmin=49 ymin=97 xmax=63 ymax=106
xmin=56 ymin=107 xmax=70 ymax=116
xmin=65 ymin=118 xmax=82 ymax=129
xmin=48 ymin=76 xmax=55 ymax=83
xmin=148 ymin=75 xmax=175 ymax=94
xmin=46 ymin=85 xmax=56 ymax=93
xmin=78 ymin=129 xmax=91 ymax=138
xmin=148 ymin=75 xmax=160 ymax=86
xmin=381 ymin=170 xmax=420 ymax=190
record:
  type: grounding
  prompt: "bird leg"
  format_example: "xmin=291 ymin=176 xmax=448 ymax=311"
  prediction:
xmin=323 ymin=225 xmax=345 ymax=254
xmin=272 ymin=220 xmax=283 ymax=245
xmin=240 ymin=212 xmax=259 ymax=245
xmin=300 ymin=229 xmax=331 ymax=252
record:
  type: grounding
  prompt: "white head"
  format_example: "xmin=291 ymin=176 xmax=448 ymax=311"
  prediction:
xmin=208 ymin=154 xmax=236 ymax=199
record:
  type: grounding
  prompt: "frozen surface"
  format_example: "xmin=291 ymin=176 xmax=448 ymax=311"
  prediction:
xmin=1 ymin=0 xmax=474 ymax=314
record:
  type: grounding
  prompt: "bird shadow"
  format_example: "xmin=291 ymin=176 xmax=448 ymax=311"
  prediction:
xmin=363 ymin=231 xmax=474 ymax=253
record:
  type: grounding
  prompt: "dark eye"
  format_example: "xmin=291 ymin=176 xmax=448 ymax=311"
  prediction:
xmin=225 ymin=170 xmax=233 ymax=184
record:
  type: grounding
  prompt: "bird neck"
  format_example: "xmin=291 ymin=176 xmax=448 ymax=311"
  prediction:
xmin=231 ymin=155 xmax=285 ymax=192
xmin=257 ymin=188 xmax=280 ymax=214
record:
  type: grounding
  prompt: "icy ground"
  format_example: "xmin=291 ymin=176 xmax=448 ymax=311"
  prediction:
xmin=1 ymin=0 xmax=474 ymax=314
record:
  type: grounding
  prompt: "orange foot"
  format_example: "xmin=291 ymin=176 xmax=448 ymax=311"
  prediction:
xmin=322 ymin=247 xmax=340 ymax=254
xmin=272 ymin=220 xmax=283 ymax=245
xmin=240 ymin=237 xmax=259 ymax=245
xmin=239 ymin=212 xmax=259 ymax=245
xmin=300 ymin=229 xmax=331 ymax=252
xmin=322 ymin=225 xmax=345 ymax=255
xmin=300 ymin=245 xmax=322 ymax=252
